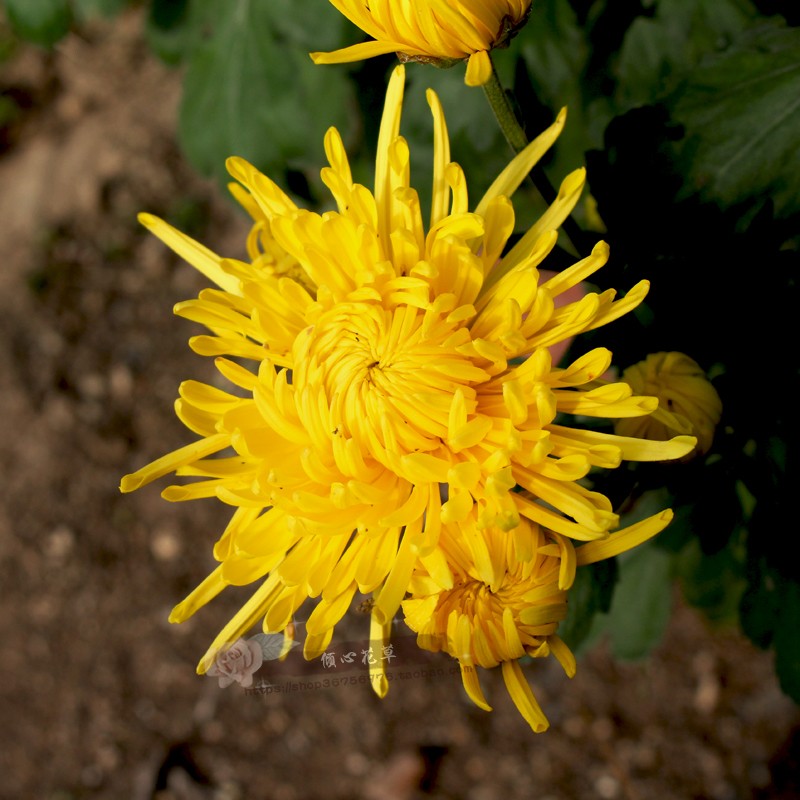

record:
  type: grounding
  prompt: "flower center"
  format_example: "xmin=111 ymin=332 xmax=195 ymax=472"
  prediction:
xmin=292 ymin=300 xmax=488 ymax=465
xmin=426 ymin=578 xmax=515 ymax=668
xmin=405 ymin=545 xmax=570 ymax=670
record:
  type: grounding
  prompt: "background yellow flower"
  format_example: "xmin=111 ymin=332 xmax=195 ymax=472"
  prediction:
xmin=403 ymin=509 xmax=676 ymax=731
xmin=615 ymin=352 xmax=722 ymax=456
xmin=311 ymin=0 xmax=532 ymax=85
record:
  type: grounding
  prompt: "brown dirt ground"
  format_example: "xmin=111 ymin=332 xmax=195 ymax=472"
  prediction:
xmin=1 ymin=10 xmax=798 ymax=800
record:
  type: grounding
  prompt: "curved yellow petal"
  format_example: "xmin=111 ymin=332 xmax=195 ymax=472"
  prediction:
xmin=120 ymin=432 xmax=231 ymax=493
xmin=548 ymin=635 xmax=577 ymax=678
xmin=475 ymin=108 xmax=566 ymax=217
xmin=310 ymin=39 xmax=408 ymax=65
xmin=196 ymin=572 xmax=283 ymax=674
xmin=465 ymin=49 xmax=492 ymax=86
xmin=138 ymin=213 xmax=241 ymax=295
xmin=576 ymin=509 xmax=675 ymax=566
xmin=501 ymin=660 xmax=549 ymax=732
xmin=460 ymin=663 xmax=492 ymax=711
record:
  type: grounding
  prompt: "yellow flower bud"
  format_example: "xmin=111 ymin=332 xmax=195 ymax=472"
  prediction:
xmin=311 ymin=0 xmax=533 ymax=86
xmin=616 ymin=352 xmax=722 ymax=456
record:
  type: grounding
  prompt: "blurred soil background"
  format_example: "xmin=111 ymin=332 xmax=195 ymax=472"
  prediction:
xmin=1 ymin=9 xmax=798 ymax=800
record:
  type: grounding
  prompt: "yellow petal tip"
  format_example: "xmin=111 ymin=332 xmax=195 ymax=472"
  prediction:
xmin=594 ymin=240 xmax=610 ymax=257
xmin=196 ymin=654 xmax=212 ymax=675
xmin=119 ymin=473 xmax=143 ymax=493
xmin=137 ymin=212 xmax=157 ymax=228
xmin=371 ymin=675 xmax=389 ymax=699
xmin=464 ymin=51 xmax=491 ymax=87
xmin=227 ymin=156 xmax=258 ymax=186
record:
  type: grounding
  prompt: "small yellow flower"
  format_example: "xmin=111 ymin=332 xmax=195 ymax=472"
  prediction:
xmin=616 ymin=352 xmax=722 ymax=456
xmin=311 ymin=0 xmax=533 ymax=86
xmin=120 ymin=65 xmax=695 ymax=684
xmin=403 ymin=508 xmax=675 ymax=732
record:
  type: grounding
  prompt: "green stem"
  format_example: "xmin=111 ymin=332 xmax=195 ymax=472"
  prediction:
xmin=482 ymin=58 xmax=529 ymax=155
xmin=481 ymin=55 xmax=586 ymax=257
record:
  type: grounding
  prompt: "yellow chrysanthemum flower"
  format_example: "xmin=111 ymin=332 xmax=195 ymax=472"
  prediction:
xmin=311 ymin=0 xmax=532 ymax=86
xmin=615 ymin=352 xmax=722 ymax=456
xmin=403 ymin=508 xmax=675 ymax=731
xmin=120 ymin=65 xmax=695 ymax=680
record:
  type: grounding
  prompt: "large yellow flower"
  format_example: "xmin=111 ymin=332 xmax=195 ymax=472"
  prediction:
xmin=403 ymin=509 xmax=675 ymax=731
xmin=311 ymin=0 xmax=532 ymax=86
xmin=120 ymin=65 xmax=694 ymax=679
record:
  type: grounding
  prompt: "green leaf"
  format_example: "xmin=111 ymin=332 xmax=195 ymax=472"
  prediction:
xmin=741 ymin=560 xmax=800 ymax=703
xmin=519 ymin=0 xmax=607 ymax=181
xmin=774 ymin=580 xmax=800 ymax=704
xmin=72 ymin=0 xmax=130 ymax=20
xmin=669 ymin=23 xmax=800 ymax=218
xmin=675 ymin=537 xmax=747 ymax=624
xmin=605 ymin=541 xmax=673 ymax=661
xmin=4 ymin=0 xmax=72 ymax=47
xmin=177 ymin=0 xmax=355 ymax=187
xmin=265 ymin=0 xmax=354 ymax=50
xmin=521 ymin=0 xmax=586 ymax=105
xmin=740 ymin=558 xmax=781 ymax=650
xmin=558 ymin=559 xmax=617 ymax=655
xmin=0 ymin=94 xmax=20 ymax=128
xmin=145 ymin=0 xmax=191 ymax=65
xmin=615 ymin=0 xmax=757 ymax=110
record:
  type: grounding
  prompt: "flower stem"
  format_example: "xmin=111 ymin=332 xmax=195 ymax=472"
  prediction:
xmin=482 ymin=57 xmax=529 ymax=154
xmin=482 ymin=55 xmax=586 ymax=256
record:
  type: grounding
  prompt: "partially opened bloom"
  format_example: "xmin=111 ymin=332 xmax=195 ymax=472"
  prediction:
xmin=121 ymin=65 xmax=695 ymax=685
xmin=403 ymin=509 xmax=675 ymax=731
xmin=311 ymin=0 xmax=532 ymax=86
xmin=615 ymin=352 xmax=722 ymax=456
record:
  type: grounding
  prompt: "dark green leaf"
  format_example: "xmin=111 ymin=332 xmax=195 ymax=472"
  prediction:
xmin=0 ymin=94 xmax=20 ymax=128
xmin=559 ymin=559 xmax=617 ymax=655
xmin=675 ymin=537 xmax=746 ymax=624
xmin=741 ymin=559 xmax=800 ymax=703
xmin=72 ymin=0 xmax=131 ymax=20
xmin=266 ymin=0 xmax=353 ymax=50
xmin=519 ymin=0 xmax=608 ymax=183
xmin=606 ymin=541 xmax=673 ymax=661
xmin=774 ymin=580 xmax=800 ymax=703
xmin=740 ymin=558 xmax=780 ymax=648
xmin=145 ymin=0 xmax=191 ymax=64
xmin=177 ymin=0 xmax=355 ymax=187
xmin=615 ymin=0 xmax=757 ymax=110
xmin=4 ymin=0 xmax=72 ymax=47
xmin=670 ymin=23 xmax=800 ymax=218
